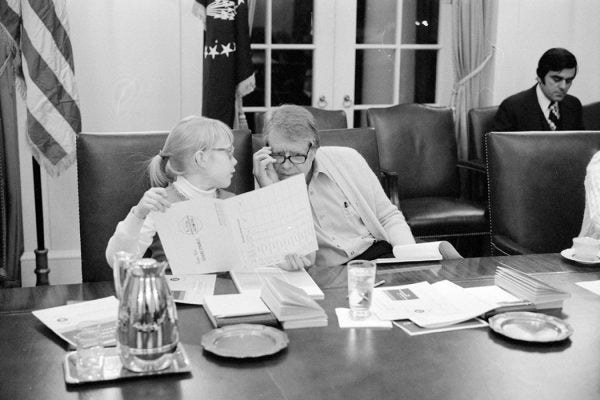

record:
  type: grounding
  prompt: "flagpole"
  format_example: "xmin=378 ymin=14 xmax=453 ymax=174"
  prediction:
xmin=32 ymin=157 xmax=49 ymax=286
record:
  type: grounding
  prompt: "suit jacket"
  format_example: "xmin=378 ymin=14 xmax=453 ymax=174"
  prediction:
xmin=493 ymin=85 xmax=584 ymax=132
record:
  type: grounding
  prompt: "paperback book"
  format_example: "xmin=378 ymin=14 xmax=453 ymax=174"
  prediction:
xmin=203 ymin=293 xmax=278 ymax=328
xmin=260 ymin=277 xmax=327 ymax=329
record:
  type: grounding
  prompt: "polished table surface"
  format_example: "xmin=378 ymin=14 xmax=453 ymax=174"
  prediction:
xmin=2 ymin=253 xmax=600 ymax=400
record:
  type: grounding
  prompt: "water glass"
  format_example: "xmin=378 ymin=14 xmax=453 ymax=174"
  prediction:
xmin=347 ymin=260 xmax=376 ymax=320
xmin=74 ymin=323 xmax=105 ymax=379
xmin=113 ymin=251 xmax=135 ymax=299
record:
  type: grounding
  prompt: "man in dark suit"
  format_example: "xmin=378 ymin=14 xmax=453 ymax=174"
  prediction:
xmin=493 ymin=48 xmax=584 ymax=131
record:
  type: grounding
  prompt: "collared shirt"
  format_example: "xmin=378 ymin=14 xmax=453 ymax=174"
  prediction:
xmin=307 ymin=158 xmax=375 ymax=267
xmin=536 ymin=83 xmax=554 ymax=125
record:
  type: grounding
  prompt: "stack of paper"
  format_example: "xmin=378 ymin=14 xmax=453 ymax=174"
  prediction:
xmin=231 ymin=267 xmax=324 ymax=300
xmin=203 ymin=293 xmax=278 ymax=328
xmin=495 ymin=265 xmax=571 ymax=309
xmin=261 ymin=277 xmax=328 ymax=329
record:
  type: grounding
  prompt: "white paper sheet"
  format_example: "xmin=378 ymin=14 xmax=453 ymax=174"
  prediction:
xmin=166 ymin=274 xmax=216 ymax=305
xmin=153 ymin=174 xmax=318 ymax=275
xmin=576 ymin=280 xmax=600 ymax=296
xmin=335 ymin=308 xmax=392 ymax=329
xmin=32 ymin=296 xmax=119 ymax=347
xmin=371 ymin=280 xmax=497 ymax=328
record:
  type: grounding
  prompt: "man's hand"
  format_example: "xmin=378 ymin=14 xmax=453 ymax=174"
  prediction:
xmin=275 ymin=253 xmax=313 ymax=271
xmin=131 ymin=187 xmax=170 ymax=219
xmin=253 ymin=146 xmax=280 ymax=187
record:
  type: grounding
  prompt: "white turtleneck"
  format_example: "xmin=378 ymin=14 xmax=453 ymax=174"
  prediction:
xmin=105 ymin=176 xmax=217 ymax=268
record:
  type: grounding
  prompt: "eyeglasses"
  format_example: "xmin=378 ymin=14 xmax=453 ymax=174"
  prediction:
xmin=210 ymin=146 xmax=235 ymax=158
xmin=271 ymin=143 xmax=313 ymax=165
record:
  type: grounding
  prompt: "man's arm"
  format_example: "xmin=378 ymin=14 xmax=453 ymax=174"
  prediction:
xmin=492 ymin=101 xmax=516 ymax=132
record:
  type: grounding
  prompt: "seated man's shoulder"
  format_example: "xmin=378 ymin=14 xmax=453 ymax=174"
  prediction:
xmin=499 ymin=87 xmax=533 ymax=107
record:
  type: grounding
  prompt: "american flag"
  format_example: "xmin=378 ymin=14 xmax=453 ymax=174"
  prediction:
xmin=0 ymin=0 xmax=80 ymax=177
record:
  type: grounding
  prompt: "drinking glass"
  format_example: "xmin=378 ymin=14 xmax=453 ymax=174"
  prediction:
xmin=347 ymin=260 xmax=376 ymax=319
xmin=74 ymin=323 xmax=105 ymax=380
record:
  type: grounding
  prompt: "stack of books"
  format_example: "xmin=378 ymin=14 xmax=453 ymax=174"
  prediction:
xmin=203 ymin=293 xmax=278 ymax=328
xmin=494 ymin=265 xmax=571 ymax=309
xmin=261 ymin=277 xmax=328 ymax=329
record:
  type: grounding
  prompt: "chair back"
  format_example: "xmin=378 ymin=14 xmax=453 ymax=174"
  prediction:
xmin=583 ymin=101 xmax=600 ymax=130
xmin=367 ymin=103 xmax=459 ymax=199
xmin=77 ymin=129 xmax=253 ymax=282
xmin=487 ymin=130 xmax=600 ymax=255
xmin=319 ymin=127 xmax=380 ymax=174
xmin=467 ymin=105 xmax=498 ymax=162
xmin=253 ymin=106 xmax=347 ymax=133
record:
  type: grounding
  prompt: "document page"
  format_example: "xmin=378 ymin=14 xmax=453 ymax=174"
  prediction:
xmin=32 ymin=296 xmax=119 ymax=347
xmin=371 ymin=280 xmax=497 ymax=328
xmin=166 ymin=274 xmax=216 ymax=305
xmin=153 ymin=174 xmax=317 ymax=275
xmin=226 ymin=174 xmax=318 ymax=270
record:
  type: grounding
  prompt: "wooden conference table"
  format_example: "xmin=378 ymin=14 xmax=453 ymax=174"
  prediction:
xmin=2 ymin=253 xmax=600 ymax=400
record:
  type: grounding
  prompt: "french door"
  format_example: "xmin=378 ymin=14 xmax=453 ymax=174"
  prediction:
xmin=245 ymin=0 xmax=444 ymax=129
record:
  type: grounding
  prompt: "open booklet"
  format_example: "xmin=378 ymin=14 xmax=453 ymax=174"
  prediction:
xmin=153 ymin=174 xmax=318 ymax=275
xmin=261 ymin=277 xmax=328 ymax=329
xmin=230 ymin=267 xmax=324 ymax=300
xmin=373 ymin=241 xmax=462 ymax=264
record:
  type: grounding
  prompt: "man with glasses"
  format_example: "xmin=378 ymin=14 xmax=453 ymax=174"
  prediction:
xmin=253 ymin=105 xmax=415 ymax=269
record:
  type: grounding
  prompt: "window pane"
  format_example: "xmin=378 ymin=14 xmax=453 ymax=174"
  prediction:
xmin=271 ymin=50 xmax=312 ymax=106
xmin=398 ymin=49 xmax=437 ymax=103
xmin=355 ymin=49 xmax=395 ymax=105
xmin=245 ymin=50 xmax=265 ymax=107
xmin=252 ymin=0 xmax=266 ymax=44
xmin=271 ymin=0 xmax=313 ymax=44
xmin=356 ymin=0 xmax=397 ymax=44
xmin=401 ymin=0 xmax=439 ymax=44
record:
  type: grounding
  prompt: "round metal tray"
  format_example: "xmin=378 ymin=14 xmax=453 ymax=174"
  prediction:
xmin=489 ymin=311 xmax=573 ymax=343
xmin=201 ymin=324 xmax=289 ymax=358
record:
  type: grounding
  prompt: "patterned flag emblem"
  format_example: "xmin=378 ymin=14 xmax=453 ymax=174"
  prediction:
xmin=194 ymin=0 xmax=255 ymax=128
xmin=0 ymin=0 xmax=81 ymax=177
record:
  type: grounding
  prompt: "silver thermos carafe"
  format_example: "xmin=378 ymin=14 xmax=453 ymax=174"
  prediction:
xmin=117 ymin=258 xmax=179 ymax=372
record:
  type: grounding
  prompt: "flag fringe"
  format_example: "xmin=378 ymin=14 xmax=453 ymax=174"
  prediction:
xmin=26 ymin=134 xmax=76 ymax=178
xmin=236 ymin=72 xmax=256 ymax=98
xmin=192 ymin=2 xmax=207 ymax=30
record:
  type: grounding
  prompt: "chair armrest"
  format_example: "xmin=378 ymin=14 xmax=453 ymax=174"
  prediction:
xmin=458 ymin=159 xmax=486 ymax=174
xmin=379 ymin=169 xmax=400 ymax=209
xmin=492 ymin=234 xmax=533 ymax=255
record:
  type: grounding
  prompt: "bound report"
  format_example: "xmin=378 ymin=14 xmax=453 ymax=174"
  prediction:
xmin=203 ymin=293 xmax=278 ymax=328
xmin=494 ymin=264 xmax=571 ymax=308
xmin=230 ymin=267 xmax=324 ymax=300
xmin=261 ymin=277 xmax=328 ymax=329
xmin=373 ymin=241 xmax=462 ymax=265
xmin=153 ymin=174 xmax=318 ymax=275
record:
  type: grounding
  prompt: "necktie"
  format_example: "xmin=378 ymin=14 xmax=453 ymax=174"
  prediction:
xmin=548 ymin=102 xmax=560 ymax=131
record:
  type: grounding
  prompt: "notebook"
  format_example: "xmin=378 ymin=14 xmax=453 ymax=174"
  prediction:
xmin=203 ymin=293 xmax=278 ymax=328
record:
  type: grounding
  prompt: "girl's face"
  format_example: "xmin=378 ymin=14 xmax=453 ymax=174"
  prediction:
xmin=199 ymin=136 xmax=237 ymax=189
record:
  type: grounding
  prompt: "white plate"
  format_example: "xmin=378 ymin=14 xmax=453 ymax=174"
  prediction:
xmin=560 ymin=248 xmax=600 ymax=265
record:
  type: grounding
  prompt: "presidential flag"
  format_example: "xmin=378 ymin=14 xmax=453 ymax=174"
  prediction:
xmin=0 ymin=0 xmax=80 ymax=177
xmin=194 ymin=0 xmax=255 ymax=128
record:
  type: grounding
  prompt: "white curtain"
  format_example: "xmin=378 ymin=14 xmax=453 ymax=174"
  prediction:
xmin=451 ymin=0 xmax=497 ymax=160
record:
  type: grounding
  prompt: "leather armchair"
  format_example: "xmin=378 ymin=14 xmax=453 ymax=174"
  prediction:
xmin=463 ymin=106 xmax=498 ymax=201
xmin=253 ymin=106 xmax=347 ymax=133
xmin=77 ymin=129 xmax=253 ymax=281
xmin=583 ymin=101 xmax=600 ymax=130
xmin=366 ymin=104 xmax=488 ymax=249
xmin=486 ymin=130 xmax=600 ymax=255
